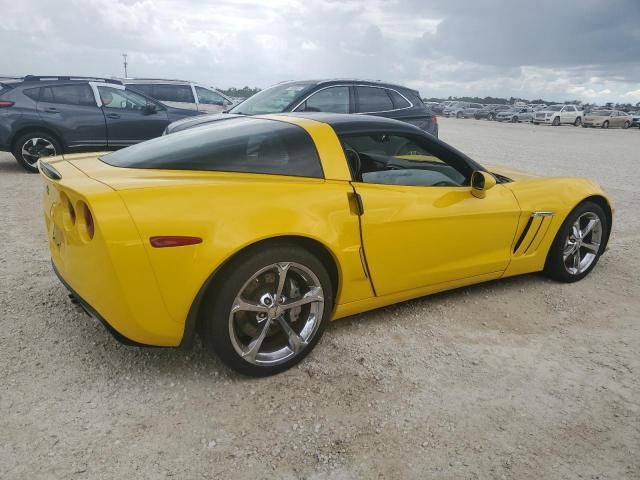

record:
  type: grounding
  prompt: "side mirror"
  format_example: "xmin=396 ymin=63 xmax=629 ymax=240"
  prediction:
xmin=142 ymin=104 xmax=157 ymax=115
xmin=471 ymin=171 xmax=497 ymax=199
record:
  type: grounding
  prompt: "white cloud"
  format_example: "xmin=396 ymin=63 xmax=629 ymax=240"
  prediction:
xmin=0 ymin=0 xmax=638 ymax=104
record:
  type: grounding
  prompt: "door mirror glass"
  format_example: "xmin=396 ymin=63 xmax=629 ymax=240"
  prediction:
xmin=471 ymin=171 xmax=497 ymax=198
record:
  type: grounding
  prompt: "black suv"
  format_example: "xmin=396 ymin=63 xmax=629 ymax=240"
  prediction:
xmin=165 ymin=79 xmax=438 ymax=137
xmin=0 ymin=76 xmax=200 ymax=172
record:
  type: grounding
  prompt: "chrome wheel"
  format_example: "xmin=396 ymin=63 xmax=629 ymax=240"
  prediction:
xmin=562 ymin=212 xmax=602 ymax=275
xmin=21 ymin=137 xmax=57 ymax=165
xmin=228 ymin=262 xmax=324 ymax=366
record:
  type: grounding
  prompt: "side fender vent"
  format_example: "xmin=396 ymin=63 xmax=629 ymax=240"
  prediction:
xmin=513 ymin=211 xmax=554 ymax=256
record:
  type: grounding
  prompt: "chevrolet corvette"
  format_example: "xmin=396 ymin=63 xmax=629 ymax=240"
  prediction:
xmin=40 ymin=113 xmax=612 ymax=376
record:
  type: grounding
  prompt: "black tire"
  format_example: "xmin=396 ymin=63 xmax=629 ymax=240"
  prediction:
xmin=532 ymin=121 xmax=539 ymax=125
xmin=574 ymin=117 xmax=582 ymax=127
xmin=201 ymin=244 xmax=333 ymax=376
xmin=511 ymin=116 xmax=518 ymax=123
xmin=488 ymin=113 xmax=496 ymax=121
xmin=602 ymin=120 xmax=609 ymax=129
xmin=456 ymin=111 xmax=463 ymax=119
xmin=12 ymin=130 xmax=62 ymax=173
xmin=623 ymin=121 xmax=630 ymax=129
xmin=552 ymin=117 xmax=560 ymax=126
xmin=544 ymin=201 xmax=609 ymax=283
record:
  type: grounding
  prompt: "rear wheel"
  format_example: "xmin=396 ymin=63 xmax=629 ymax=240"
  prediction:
xmin=623 ymin=121 xmax=630 ymax=129
xmin=456 ymin=111 xmax=463 ymax=119
xmin=552 ymin=117 xmax=560 ymax=126
xmin=602 ymin=120 xmax=609 ymax=129
xmin=488 ymin=113 xmax=496 ymax=121
xmin=544 ymin=201 xmax=608 ymax=283
xmin=12 ymin=131 xmax=62 ymax=173
xmin=201 ymin=244 xmax=333 ymax=376
xmin=511 ymin=116 xmax=518 ymax=123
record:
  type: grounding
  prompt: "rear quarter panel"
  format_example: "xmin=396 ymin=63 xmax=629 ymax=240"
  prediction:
xmin=116 ymin=172 xmax=374 ymax=325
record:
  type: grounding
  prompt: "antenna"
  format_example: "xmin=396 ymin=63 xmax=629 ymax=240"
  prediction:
xmin=122 ymin=53 xmax=128 ymax=78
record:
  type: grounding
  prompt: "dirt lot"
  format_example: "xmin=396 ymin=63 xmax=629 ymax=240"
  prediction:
xmin=1 ymin=118 xmax=639 ymax=479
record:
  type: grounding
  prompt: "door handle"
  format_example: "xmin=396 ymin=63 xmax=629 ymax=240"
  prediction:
xmin=106 ymin=113 xmax=120 ymax=119
xmin=44 ymin=107 xmax=59 ymax=113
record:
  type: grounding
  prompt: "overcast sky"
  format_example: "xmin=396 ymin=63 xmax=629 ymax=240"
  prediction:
xmin=1 ymin=0 xmax=639 ymax=103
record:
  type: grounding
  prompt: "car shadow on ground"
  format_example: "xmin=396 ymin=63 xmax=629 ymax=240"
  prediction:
xmin=39 ymin=271 xmax=548 ymax=381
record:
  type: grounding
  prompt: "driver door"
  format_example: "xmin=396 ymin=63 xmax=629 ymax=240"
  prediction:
xmin=92 ymin=83 xmax=170 ymax=147
xmin=343 ymin=131 xmax=521 ymax=296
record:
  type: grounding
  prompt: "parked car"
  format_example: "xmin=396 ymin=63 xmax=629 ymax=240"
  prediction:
xmin=443 ymin=102 xmax=484 ymax=119
xmin=632 ymin=113 xmax=640 ymax=128
xmin=41 ymin=112 xmax=612 ymax=376
xmin=474 ymin=104 xmax=512 ymax=120
xmin=583 ymin=110 xmax=633 ymax=129
xmin=121 ymin=78 xmax=234 ymax=113
xmin=0 ymin=76 xmax=200 ymax=172
xmin=495 ymin=107 xmax=536 ymax=123
xmin=173 ymin=79 xmax=438 ymax=137
xmin=532 ymin=104 xmax=584 ymax=126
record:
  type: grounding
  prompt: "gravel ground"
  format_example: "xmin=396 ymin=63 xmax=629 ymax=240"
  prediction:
xmin=1 ymin=118 xmax=639 ymax=479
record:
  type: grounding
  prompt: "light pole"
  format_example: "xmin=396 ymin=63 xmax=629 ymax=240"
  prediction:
xmin=122 ymin=53 xmax=128 ymax=78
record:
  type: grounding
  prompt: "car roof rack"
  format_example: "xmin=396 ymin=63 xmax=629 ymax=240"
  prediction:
xmin=120 ymin=77 xmax=194 ymax=84
xmin=22 ymin=75 xmax=123 ymax=85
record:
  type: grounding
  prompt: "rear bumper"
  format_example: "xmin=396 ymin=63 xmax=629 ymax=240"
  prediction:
xmin=52 ymin=262 xmax=156 ymax=347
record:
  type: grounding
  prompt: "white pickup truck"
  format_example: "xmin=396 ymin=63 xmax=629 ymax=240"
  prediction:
xmin=532 ymin=104 xmax=584 ymax=126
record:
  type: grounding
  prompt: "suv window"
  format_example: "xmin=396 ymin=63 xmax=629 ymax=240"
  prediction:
xmin=341 ymin=133 xmax=466 ymax=186
xmin=128 ymin=84 xmax=154 ymax=96
xmin=101 ymin=117 xmax=323 ymax=178
xmin=40 ymin=84 xmax=96 ymax=107
xmin=356 ymin=87 xmax=393 ymax=113
xmin=152 ymin=84 xmax=195 ymax=103
xmin=387 ymin=89 xmax=411 ymax=109
xmin=195 ymin=86 xmax=228 ymax=106
xmin=98 ymin=86 xmax=154 ymax=111
xmin=295 ymin=86 xmax=349 ymax=113
xmin=23 ymin=87 xmax=40 ymax=101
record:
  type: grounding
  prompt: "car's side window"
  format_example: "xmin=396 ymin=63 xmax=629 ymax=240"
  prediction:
xmin=152 ymin=84 xmax=195 ymax=103
xmin=98 ymin=86 xmax=153 ymax=111
xmin=40 ymin=84 xmax=96 ymax=107
xmin=195 ymin=87 xmax=229 ymax=106
xmin=128 ymin=84 xmax=154 ymax=96
xmin=296 ymin=86 xmax=349 ymax=113
xmin=340 ymin=132 xmax=468 ymax=187
xmin=356 ymin=87 xmax=394 ymax=113
xmin=387 ymin=89 xmax=410 ymax=109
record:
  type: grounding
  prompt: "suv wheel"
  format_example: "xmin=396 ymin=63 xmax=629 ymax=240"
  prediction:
xmin=12 ymin=131 xmax=62 ymax=173
xmin=552 ymin=117 xmax=560 ymax=126
xmin=574 ymin=117 xmax=582 ymax=127
xmin=456 ymin=111 xmax=463 ymax=119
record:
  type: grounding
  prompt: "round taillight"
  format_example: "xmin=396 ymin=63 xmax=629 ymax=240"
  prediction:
xmin=60 ymin=192 xmax=76 ymax=230
xmin=76 ymin=201 xmax=95 ymax=242
xmin=83 ymin=203 xmax=94 ymax=239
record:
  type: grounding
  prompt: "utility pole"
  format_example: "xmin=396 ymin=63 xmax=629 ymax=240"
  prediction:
xmin=122 ymin=53 xmax=128 ymax=78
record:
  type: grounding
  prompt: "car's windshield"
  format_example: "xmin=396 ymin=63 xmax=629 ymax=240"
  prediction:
xmin=229 ymin=82 xmax=316 ymax=115
xmin=548 ymin=105 xmax=563 ymax=111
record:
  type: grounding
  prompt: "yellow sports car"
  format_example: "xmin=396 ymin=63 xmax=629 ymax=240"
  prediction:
xmin=40 ymin=113 xmax=612 ymax=376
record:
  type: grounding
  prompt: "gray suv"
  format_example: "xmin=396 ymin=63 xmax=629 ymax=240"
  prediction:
xmin=0 ymin=76 xmax=200 ymax=172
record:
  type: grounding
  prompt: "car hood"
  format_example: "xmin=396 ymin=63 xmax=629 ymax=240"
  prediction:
xmin=485 ymin=165 xmax=539 ymax=181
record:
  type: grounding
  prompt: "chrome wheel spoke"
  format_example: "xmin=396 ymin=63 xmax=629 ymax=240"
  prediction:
xmin=280 ymin=286 xmax=324 ymax=311
xmin=582 ymin=242 xmax=599 ymax=253
xmin=572 ymin=251 xmax=581 ymax=271
xmin=232 ymin=297 xmax=268 ymax=313
xmin=581 ymin=218 xmax=599 ymax=237
xmin=242 ymin=317 xmax=273 ymax=362
xmin=275 ymin=262 xmax=290 ymax=299
xmin=276 ymin=316 xmax=307 ymax=354
xmin=563 ymin=241 xmax=578 ymax=258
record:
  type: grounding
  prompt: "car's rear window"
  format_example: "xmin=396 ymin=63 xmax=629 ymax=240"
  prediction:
xmin=101 ymin=117 xmax=324 ymax=178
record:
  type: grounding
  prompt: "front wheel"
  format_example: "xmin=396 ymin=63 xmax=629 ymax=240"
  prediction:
xmin=511 ymin=116 xmax=518 ymax=123
xmin=12 ymin=131 xmax=62 ymax=173
xmin=602 ymin=120 xmax=609 ymax=129
xmin=202 ymin=244 xmax=333 ymax=376
xmin=623 ymin=121 xmax=630 ymax=129
xmin=488 ymin=113 xmax=496 ymax=121
xmin=544 ymin=201 xmax=608 ymax=283
xmin=574 ymin=117 xmax=582 ymax=127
